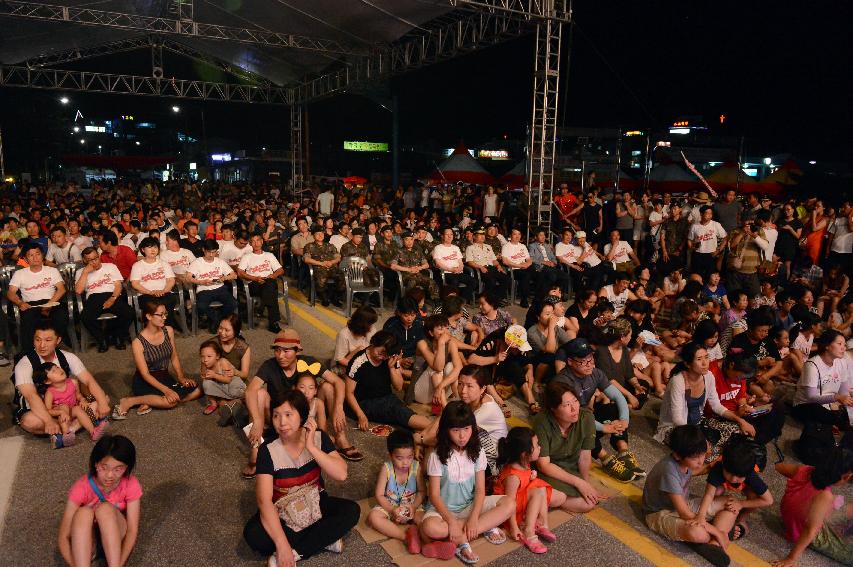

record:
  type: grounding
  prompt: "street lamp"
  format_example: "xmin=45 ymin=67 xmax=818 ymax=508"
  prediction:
xmin=135 ymin=141 xmax=141 ymax=146
xmin=80 ymin=139 xmax=85 ymax=145
xmin=172 ymin=106 xmax=180 ymax=113
xmin=73 ymin=126 xmax=80 ymax=132
xmin=60 ymin=97 xmax=69 ymax=104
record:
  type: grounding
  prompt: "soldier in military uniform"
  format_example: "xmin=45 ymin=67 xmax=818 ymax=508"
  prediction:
xmin=373 ymin=225 xmax=400 ymax=298
xmin=340 ymin=227 xmax=379 ymax=287
xmin=414 ymin=224 xmax=436 ymax=258
xmin=485 ymin=222 xmax=505 ymax=263
xmin=303 ymin=224 xmax=345 ymax=306
xmin=392 ymin=231 xmax=439 ymax=298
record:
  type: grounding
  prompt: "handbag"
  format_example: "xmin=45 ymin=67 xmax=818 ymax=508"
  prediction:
xmin=274 ymin=482 xmax=322 ymax=532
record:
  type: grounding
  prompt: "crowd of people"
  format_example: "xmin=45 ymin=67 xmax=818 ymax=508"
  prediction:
xmin=2 ymin=177 xmax=851 ymax=567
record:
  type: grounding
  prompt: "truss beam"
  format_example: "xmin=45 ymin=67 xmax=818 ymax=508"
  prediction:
xmin=0 ymin=66 xmax=291 ymax=104
xmin=449 ymin=0 xmax=570 ymax=23
xmin=0 ymin=1 xmax=362 ymax=56
xmin=293 ymin=9 xmax=530 ymax=103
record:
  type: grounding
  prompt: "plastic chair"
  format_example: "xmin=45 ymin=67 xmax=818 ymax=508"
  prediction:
xmin=241 ymin=274 xmax=291 ymax=329
xmin=74 ymin=287 xmax=136 ymax=352
xmin=341 ymin=256 xmax=384 ymax=317
xmin=187 ymin=282 xmax=240 ymax=336
xmin=128 ymin=282 xmax=190 ymax=335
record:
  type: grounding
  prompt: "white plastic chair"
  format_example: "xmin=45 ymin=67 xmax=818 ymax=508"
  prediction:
xmin=341 ymin=256 xmax=384 ymax=316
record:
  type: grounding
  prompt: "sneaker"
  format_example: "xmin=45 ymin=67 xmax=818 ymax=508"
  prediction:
xmin=0 ymin=353 xmax=10 ymax=367
xmin=601 ymin=454 xmax=636 ymax=482
xmin=324 ymin=538 xmax=344 ymax=553
xmin=619 ymin=451 xmax=646 ymax=478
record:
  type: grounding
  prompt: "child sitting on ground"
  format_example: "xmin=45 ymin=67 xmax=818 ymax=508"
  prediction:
xmin=661 ymin=300 xmax=701 ymax=350
xmin=295 ymin=374 xmax=327 ymax=433
xmin=697 ymin=441 xmax=773 ymax=543
xmin=367 ymin=430 xmax=426 ymax=555
xmin=199 ymin=339 xmax=245 ymax=417
xmin=493 ymin=427 xmax=566 ymax=554
xmin=642 ymin=424 xmax=734 ymax=567
xmin=41 ymin=362 xmax=108 ymax=447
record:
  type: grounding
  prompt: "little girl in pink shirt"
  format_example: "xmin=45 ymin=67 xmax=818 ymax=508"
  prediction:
xmin=40 ymin=362 xmax=107 ymax=448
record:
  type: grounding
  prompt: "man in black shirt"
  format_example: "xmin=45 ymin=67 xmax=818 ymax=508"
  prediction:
xmin=345 ymin=331 xmax=432 ymax=432
xmin=728 ymin=308 xmax=784 ymax=385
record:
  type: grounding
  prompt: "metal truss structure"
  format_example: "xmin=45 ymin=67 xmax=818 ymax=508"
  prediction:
xmin=526 ymin=0 xmax=568 ymax=239
xmin=0 ymin=0 xmax=570 ymax=210
xmin=0 ymin=1 xmax=361 ymax=55
xmin=0 ymin=66 xmax=292 ymax=104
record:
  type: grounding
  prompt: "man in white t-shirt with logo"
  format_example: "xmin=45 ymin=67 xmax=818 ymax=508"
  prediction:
xmin=570 ymin=231 xmax=606 ymax=292
xmin=7 ymin=242 xmax=69 ymax=351
xmin=687 ymin=205 xmax=727 ymax=280
xmin=160 ymin=230 xmax=196 ymax=283
xmin=45 ymin=226 xmax=83 ymax=266
xmin=501 ymin=227 xmax=534 ymax=307
xmin=75 ymin=246 xmax=134 ymax=352
xmin=603 ymin=229 xmax=641 ymax=276
xmin=220 ymin=230 xmax=251 ymax=268
xmin=237 ymin=234 xmax=285 ymax=332
xmin=432 ymin=227 xmax=476 ymax=301
xmin=187 ymin=239 xmax=238 ymax=333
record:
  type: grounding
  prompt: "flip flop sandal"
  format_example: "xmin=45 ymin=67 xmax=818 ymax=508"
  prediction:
xmin=454 ymin=542 xmax=479 ymax=565
xmin=111 ymin=404 xmax=128 ymax=420
xmin=520 ymin=535 xmax=547 ymax=554
xmin=203 ymin=402 xmax=218 ymax=415
xmin=500 ymin=402 xmax=512 ymax=418
xmin=338 ymin=446 xmax=364 ymax=461
xmin=528 ymin=401 xmax=541 ymax=415
xmin=728 ymin=523 xmax=748 ymax=541
xmin=137 ymin=406 xmax=152 ymax=416
xmin=242 ymin=462 xmax=257 ymax=479
xmin=534 ymin=525 xmax=557 ymax=543
xmin=483 ymin=527 xmax=506 ymax=545
xmin=686 ymin=542 xmax=730 ymax=567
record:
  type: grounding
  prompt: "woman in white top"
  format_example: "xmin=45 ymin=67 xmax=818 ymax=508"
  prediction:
xmin=792 ymin=330 xmax=853 ymax=429
xmin=333 ymin=306 xmax=378 ymax=375
xmin=483 ymin=186 xmax=499 ymax=219
xmin=7 ymin=242 xmax=69 ymax=351
xmin=413 ymin=315 xmax=464 ymax=406
xmin=655 ymin=343 xmax=755 ymax=462
xmin=129 ymin=236 xmax=177 ymax=324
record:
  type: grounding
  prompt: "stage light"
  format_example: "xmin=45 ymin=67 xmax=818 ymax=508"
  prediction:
xmin=60 ymin=97 xmax=69 ymax=104
xmin=172 ymin=106 xmax=180 ymax=113
xmin=763 ymin=157 xmax=772 ymax=165
xmin=73 ymin=126 xmax=80 ymax=132
xmin=80 ymin=139 xmax=85 ymax=145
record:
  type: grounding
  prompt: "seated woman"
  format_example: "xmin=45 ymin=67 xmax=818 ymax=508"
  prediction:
xmin=468 ymin=325 xmax=539 ymax=415
xmin=817 ymin=264 xmax=849 ymax=318
xmin=564 ymin=289 xmax=600 ymax=341
xmin=129 ymin=236 xmax=178 ymax=327
xmin=344 ymin=330 xmax=432 ymax=433
xmin=472 ymin=291 xmax=514 ymax=340
xmin=594 ymin=318 xmax=651 ymax=410
xmin=774 ymin=449 xmax=853 ymax=567
xmin=57 ymin=435 xmax=141 ymax=567
xmin=654 ymin=342 xmax=756 ymax=464
xmin=828 ymin=295 xmax=853 ymax=339
xmin=333 ymin=306 xmax=378 ymax=376
xmin=527 ymin=299 xmax=570 ymax=384
xmin=628 ymin=266 xmax=665 ymax=314
xmin=243 ymin=389 xmax=359 ymax=565
xmin=412 ymin=315 xmax=464 ymax=408
xmin=112 ymin=301 xmax=201 ymax=418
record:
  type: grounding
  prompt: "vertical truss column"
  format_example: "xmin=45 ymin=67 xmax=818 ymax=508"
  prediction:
xmin=151 ymin=37 xmax=163 ymax=78
xmin=173 ymin=0 xmax=193 ymax=22
xmin=290 ymin=104 xmax=304 ymax=198
xmin=526 ymin=0 xmax=566 ymax=241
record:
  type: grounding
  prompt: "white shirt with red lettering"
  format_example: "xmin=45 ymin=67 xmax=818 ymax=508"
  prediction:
xmin=219 ymin=242 xmax=250 ymax=266
xmin=75 ymin=263 xmax=123 ymax=298
xmin=432 ymin=244 xmax=464 ymax=271
xmin=603 ymin=241 xmax=634 ymax=264
xmin=9 ymin=266 xmax=63 ymax=302
xmin=187 ymin=257 xmax=233 ymax=292
xmin=555 ymin=242 xmax=578 ymax=264
xmin=159 ymin=247 xmax=196 ymax=275
xmin=238 ymin=251 xmax=282 ymax=279
xmin=501 ymin=242 xmax=530 ymax=267
xmin=688 ymin=221 xmax=727 ymax=254
xmin=129 ymin=259 xmax=174 ymax=292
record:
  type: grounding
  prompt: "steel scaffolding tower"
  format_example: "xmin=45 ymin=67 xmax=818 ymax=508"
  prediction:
xmin=526 ymin=0 xmax=568 ymax=240
xmin=290 ymin=104 xmax=305 ymax=199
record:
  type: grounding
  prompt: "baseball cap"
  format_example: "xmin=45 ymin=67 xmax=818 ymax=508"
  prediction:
xmin=401 ymin=230 xmax=415 ymax=238
xmin=575 ymin=231 xmax=587 ymax=238
xmin=310 ymin=224 xmax=324 ymax=234
xmin=271 ymin=329 xmax=303 ymax=351
xmin=562 ymin=337 xmax=594 ymax=359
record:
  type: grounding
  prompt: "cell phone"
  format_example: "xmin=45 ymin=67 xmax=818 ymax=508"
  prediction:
xmin=748 ymin=404 xmax=772 ymax=417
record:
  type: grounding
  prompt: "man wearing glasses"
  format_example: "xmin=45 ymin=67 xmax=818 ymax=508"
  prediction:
xmin=552 ymin=338 xmax=645 ymax=482
xmin=75 ymin=246 xmax=135 ymax=352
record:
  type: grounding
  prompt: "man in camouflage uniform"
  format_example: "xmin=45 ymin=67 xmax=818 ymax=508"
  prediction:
xmin=392 ymin=231 xmax=439 ymax=298
xmin=303 ymin=224 xmax=345 ymax=307
xmin=373 ymin=225 xmax=400 ymax=298
xmin=340 ymin=227 xmax=379 ymax=287
xmin=414 ymin=225 xmax=436 ymax=258
xmin=485 ymin=222 xmax=505 ymax=263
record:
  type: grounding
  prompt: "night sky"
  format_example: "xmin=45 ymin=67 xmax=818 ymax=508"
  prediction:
xmin=0 ymin=1 xmax=850 ymax=172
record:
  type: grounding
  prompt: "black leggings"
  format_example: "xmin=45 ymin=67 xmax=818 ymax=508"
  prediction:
xmin=792 ymin=403 xmax=850 ymax=429
xmin=593 ymin=401 xmax=628 ymax=457
xmin=243 ymin=493 xmax=359 ymax=559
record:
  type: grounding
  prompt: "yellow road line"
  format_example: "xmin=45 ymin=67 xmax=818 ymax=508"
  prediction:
xmin=587 ymin=508 xmax=692 ymax=567
xmin=289 ymin=288 xmax=349 ymax=325
xmin=290 ymin=304 xmax=770 ymax=567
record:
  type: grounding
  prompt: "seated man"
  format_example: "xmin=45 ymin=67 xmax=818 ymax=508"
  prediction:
xmin=528 ymin=227 xmax=571 ymax=295
xmin=75 ymin=246 xmax=134 ymax=352
xmin=160 ymin=229 xmax=197 ymax=283
xmin=603 ymin=229 xmax=641 ymax=277
xmin=242 ymin=329 xmax=363 ymax=477
xmin=464 ymin=226 xmax=510 ymax=299
xmin=344 ymin=331 xmax=432 ymax=432
xmin=45 ymin=226 xmax=83 ymax=266
xmin=599 ymin=273 xmax=637 ymax=318
xmin=186 ymin=239 xmax=238 ymax=333
xmin=237 ymin=234 xmax=285 ymax=333
xmin=340 ymin=227 xmax=380 ymax=287
xmin=501 ymin=227 xmax=535 ymax=307
xmin=11 ymin=321 xmax=111 ymax=436
xmin=382 ymin=298 xmax=424 ymax=379
xmin=432 ymin=227 xmax=476 ymax=302
xmin=303 ymin=224 xmax=345 ymax=307
xmin=391 ymin=231 xmax=439 ymax=299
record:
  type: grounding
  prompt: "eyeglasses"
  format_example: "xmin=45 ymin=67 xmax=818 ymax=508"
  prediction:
xmin=152 ymin=312 xmax=168 ymax=318
xmin=571 ymin=355 xmax=595 ymax=366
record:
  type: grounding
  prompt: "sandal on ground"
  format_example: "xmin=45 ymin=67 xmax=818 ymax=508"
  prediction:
xmin=454 ymin=542 xmax=479 ymax=565
xmin=111 ymin=404 xmax=128 ymax=420
xmin=528 ymin=401 xmax=541 ymax=415
xmin=203 ymin=402 xmax=218 ymax=415
xmin=483 ymin=527 xmax=506 ymax=545
xmin=728 ymin=523 xmax=748 ymax=541
xmin=500 ymin=402 xmax=512 ymax=418
xmin=242 ymin=462 xmax=257 ymax=479
xmin=421 ymin=541 xmax=455 ymax=560
xmin=338 ymin=446 xmax=364 ymax=462
xmin=520 ymin=535 xmax=547 ymax=554
xmin=534 ymin=525 xmax=557 ymax=543
xmin=136 ymin=405 xmax=152 ymax=416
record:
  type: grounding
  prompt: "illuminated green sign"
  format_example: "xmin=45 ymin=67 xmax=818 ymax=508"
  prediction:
xmin=343 ymin=141 xmax=389 ymax=152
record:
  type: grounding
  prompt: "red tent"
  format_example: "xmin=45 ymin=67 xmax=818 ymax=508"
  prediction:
xmin=342 ymin=176 xmax=368 ymax=186
xmin=429 ymin=143 xmax=495 ymax=185
xmin=499 ymin=160 xmax=526 ymax=187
